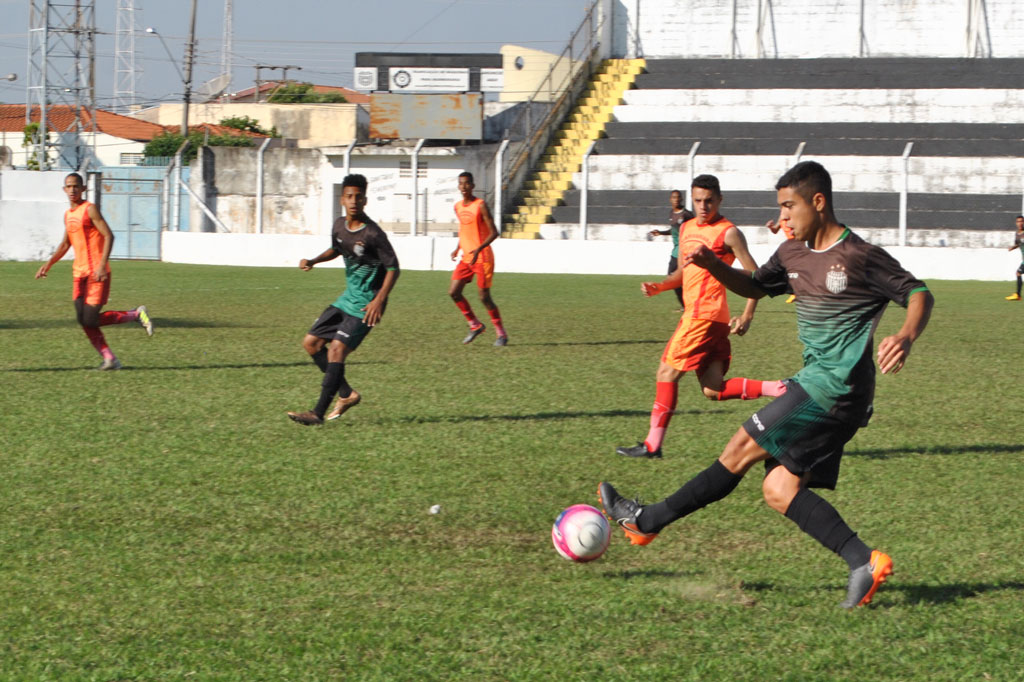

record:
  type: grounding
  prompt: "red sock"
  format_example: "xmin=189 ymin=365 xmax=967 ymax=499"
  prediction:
xmin=99 ymin=310 xmax=137 ymax=326
xmin=82 ymin=326 xmax=115 ymax=360
xmin=455 ymin=299 xmax=481 ymax=327
xmin=643 ymin=381 xmax=678 ymax=452
xmin=718 ymin=378 xmax=787 ymax=400
xmin=487 ymin=306 xmax=506 ymax=337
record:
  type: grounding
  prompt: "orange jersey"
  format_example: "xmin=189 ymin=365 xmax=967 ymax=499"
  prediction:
xmin=65 ymin=201 xmax=109 ymax=278
xmin=678 ymin=216 xmax=737 ymax=323
xmin=454 ymin=198 xmax=494 ymax=264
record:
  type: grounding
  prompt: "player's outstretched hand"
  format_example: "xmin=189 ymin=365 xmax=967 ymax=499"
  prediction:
xmin=877 ymin=334 xmax=912 ymax=374
xmin=299 ymin=259 xmax=314 ymax=271
xmin=450 ymin=247 xmax=460 ymax=261
xmin=648 ymin=229 xmax=661 ymax=238
xmin=682 ymin=244 xmax=715 ymax=269
xmin=766 ymin=219 xmax=780 ymax=234
xmin=362 ymin=300 xmax=384 ymax=327
xmin=34 ymin=264 xmax=49 ymax=279
xmin=641 ymin=282 xmax=662 ymax=297
xmin=729 ymin=315 xmax=751 ymax=336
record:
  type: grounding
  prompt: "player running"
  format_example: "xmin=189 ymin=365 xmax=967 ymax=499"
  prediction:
xmin=287 ymin=174 xmax=399 ymax=425
xmin=1005 ymin=215 xmax=1024 ymax=301
xmin=599 ymin=161 xmax=934 ymax=608
xmin=34 ymin=172 xmax=153 ymax=370
xmin=648 ymin=189 xmax=694 ymax=310
xmin=616 ymin=174 xmax=785 ymax=459
xmin=449 ymin=172 xmax=508 ymax=346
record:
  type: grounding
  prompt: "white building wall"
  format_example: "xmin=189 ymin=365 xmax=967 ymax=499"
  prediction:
xmin=159 ymin=230 xmax=1017 ymax=282
xmin=0 ymin=170 xmax=73 ymax=260
xmin=609 ymin=0 xmax=1024 ymax=59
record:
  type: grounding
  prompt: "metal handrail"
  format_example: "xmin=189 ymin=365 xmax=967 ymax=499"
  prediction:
xmin=483 ymin=2 xmax=604 ymax=219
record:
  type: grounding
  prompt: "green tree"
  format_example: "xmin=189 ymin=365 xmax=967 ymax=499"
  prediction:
xmin=266 ymin=82 xmax=347 ymax=104
xmin=143 ymin=130 xmax=255 ymax=162
xmin=219 ymin=115 xmax=278 ymax=137
xmin=22 ymin=122 xmax=41 ymax=170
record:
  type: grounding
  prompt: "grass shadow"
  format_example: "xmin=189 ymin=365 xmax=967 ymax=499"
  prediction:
xmin=890 ymin=581 xmax=1024 ymax=606
xmin=601 ymin=569 xmax=691 ymax=580
xmin=516 ymin=339 xmax=664 ymax=348
xmin=393 ymin=408 xmax=727 ymax=424
xmin=3 ymin=360 xmax=371 ymax=373
xmin=847 ymin=443 xmax=1024 ymax=459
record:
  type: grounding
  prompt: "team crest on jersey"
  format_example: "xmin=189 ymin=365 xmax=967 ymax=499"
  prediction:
xmin=353 ymin=241 xmax=365 ymax=258
xmin=826 ymin=264 xmax=848 ymax=294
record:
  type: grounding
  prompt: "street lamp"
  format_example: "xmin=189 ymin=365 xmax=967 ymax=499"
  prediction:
xmin=145 ymin=5 xmax=197 ymax=136
xmin=3 ymin=73 xmax=16 ymax=81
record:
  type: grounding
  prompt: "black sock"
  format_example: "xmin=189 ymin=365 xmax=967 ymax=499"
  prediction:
xmin=313 ymin=362 xmax=344 ymax=417
xmin=638 ymin=460 xmax=743 ymax=533
xmin=311 ymin=347 xmax=328 ymax=372
xmin=1017 ymin=275 xmax=1022 ymax=296
xmin=336 ymin=364 xmax=352 ymax=399
xmin=785 ymin=488 xmax=871 ymax=569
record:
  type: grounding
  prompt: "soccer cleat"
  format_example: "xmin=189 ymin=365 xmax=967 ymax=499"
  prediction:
xmin=96 ymin=357 xmax=122 ymax=371
xmin=840 ymin=549 xmax=893 ymax=608
xmin=1006 ymin=293 xmax=1021 ymax=301
xmin=287 ymin=410 xmax=324 ymax=426
xmin=616 ymin=441 xmax=663 ymax=459
xmin=135 ymin=305 xmax=154 ymax=336
xmin=326 ymin=391 xmax=361 ymax=421
xmin=494 ymin=335 xmax=508 ymax=347
xmin=597 ymin=482 xmax=658 ymax=546
xmin=462 ymin=324 xmax=486 ymax=344
xmin=785 ymin=294 xmax=797 ymax=304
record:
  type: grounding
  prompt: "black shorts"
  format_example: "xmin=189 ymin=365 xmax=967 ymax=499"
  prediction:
xmin=1017 ymin=262 xmax=1024 ymax=276
xmin=308 ymin=305 xmax=372 ymax=351
xmin=743 ymin=381 xmax=859 ymax=490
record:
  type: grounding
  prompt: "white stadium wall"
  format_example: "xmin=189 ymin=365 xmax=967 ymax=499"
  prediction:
xmin=606 ymin=0 xmax=1024 ymax=59
xmin=159 ymin=231 xmax=1017 ymax=283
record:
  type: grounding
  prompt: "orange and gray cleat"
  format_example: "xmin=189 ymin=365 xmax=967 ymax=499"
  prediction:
xmin=841 ymin=549 xmax=893 ymax=608
xmin=597 ymin=482 xmax=659 ymax=546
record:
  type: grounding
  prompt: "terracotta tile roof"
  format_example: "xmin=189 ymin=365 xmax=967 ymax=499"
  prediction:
xmin=176 ymin=122 xmax=270 ymax=138
xmin=0 ymin=105 xmax=167 ymax=141
xmin=228 ymin=81 xmax=369 ymax=104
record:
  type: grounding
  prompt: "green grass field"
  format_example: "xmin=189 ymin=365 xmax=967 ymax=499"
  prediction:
xmin=1 ymin=261 xmax=1022 ymax=681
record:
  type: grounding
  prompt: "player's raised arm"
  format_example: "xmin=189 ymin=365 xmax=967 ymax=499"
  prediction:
xmin=683 ymin=244 xmax=767 ymax=300
xmin=877 ymin=289 xmax=934 ymax=375
xmin=723 ymin=227 xmax=759 ymax=335
xmin=86 ymin=203 xmax=114 ymax=282
xmin=35 ymin=232 xmax=71 ymax=279
xmin=300 ymin=247 xmax=339 ymax=270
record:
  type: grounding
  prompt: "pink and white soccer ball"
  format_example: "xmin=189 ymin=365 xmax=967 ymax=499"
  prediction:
xmin=551 ymin=504 xmax=611 ymax=562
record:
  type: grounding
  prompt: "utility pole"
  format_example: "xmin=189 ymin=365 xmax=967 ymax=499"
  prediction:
xmin=181 ymin=0 xmax=198 ymax=135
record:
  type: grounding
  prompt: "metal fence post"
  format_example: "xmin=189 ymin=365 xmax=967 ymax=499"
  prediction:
xmin=686 ymin=141 xmax=701 ymax=211
xmin=899 ymin=142 xmax=914 ymax=247
xmin=495 ymin=139 xmax=510 ymax=234
xmin=580 ymin=140 xmax=597 ymax=240
xmin=411 ymin=138 xmax=425 ymax=237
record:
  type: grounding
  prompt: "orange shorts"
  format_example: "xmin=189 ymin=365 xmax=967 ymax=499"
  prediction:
xmin=452 ymin=261 xmax=494 ymax=289
xmin=661 ymin=317 xmax=732 ymax=374
xmin=72 ymin=274 xmax=111 ymax=306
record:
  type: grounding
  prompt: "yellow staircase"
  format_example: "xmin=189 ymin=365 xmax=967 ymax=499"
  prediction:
xmin=504 ymin=59 xmax=646 ymax=239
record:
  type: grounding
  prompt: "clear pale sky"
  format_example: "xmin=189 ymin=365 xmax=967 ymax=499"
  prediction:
xmin=0 ymin=0 xmax=591 ymax=109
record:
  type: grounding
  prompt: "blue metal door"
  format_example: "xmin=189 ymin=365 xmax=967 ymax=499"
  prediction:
xmin=99 ymin=167 xmax=168 ymax=260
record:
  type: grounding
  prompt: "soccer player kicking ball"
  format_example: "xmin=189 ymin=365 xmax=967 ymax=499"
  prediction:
xmin=1005 ymin=215 xmax=1024 ymax=301
xmin=449 ymin=171 xmax=508 ymax=346
xmin=600 ymin=161 xmax=934 ymax=608
xmin=287 ymin=174 xmax=399 ymax=426
xmin=34 ymin=172 xmax=153 ymax=370
xmin=617 ymin=174 xmax=785 ymax=459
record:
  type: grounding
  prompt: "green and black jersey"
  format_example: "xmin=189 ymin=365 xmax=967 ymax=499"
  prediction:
xmin=328 ymin=216 xmax=399 ymax=319
xmin=752 ymin=228 xmax=929 ymax=425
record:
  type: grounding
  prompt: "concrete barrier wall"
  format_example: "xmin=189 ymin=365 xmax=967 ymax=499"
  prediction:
xmin=0 ymin=170 xmax=75 ymax=261
xmin=160 ymin=230 xmax=1018 ymax=282
xmin=609 ymin=0 xmax=1024 ymax=59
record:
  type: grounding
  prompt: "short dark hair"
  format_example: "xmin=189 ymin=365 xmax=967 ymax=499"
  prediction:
xmin=691 ymin=174 xmax=721 ymax=197
xmin=776 ymin=161 xmax=833 ymax=209
xmin=341 ymin=174 xmax=367 ymax=192
xmin=669 ymin=189 xmax=682 ymax=196
xmin=65 ymin=172 xmax=84 ymax=185
xmin=458 ymin=171 xmax=474 ymax=183
xmin=1016 ymin=215 xmax=1024 ymax=220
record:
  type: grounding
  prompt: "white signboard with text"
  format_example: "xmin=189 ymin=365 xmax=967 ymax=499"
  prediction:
xmin=480 ymin=68 xmax=504 ymax=92
xmin=388 ymin=67 xmax=470 ymax=92
xmin=353 ymin=67 xmax=379 ymax=91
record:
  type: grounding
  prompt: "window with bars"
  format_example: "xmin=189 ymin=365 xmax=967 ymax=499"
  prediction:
xmin=398 ymin=160 xmax=428 ymax=178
